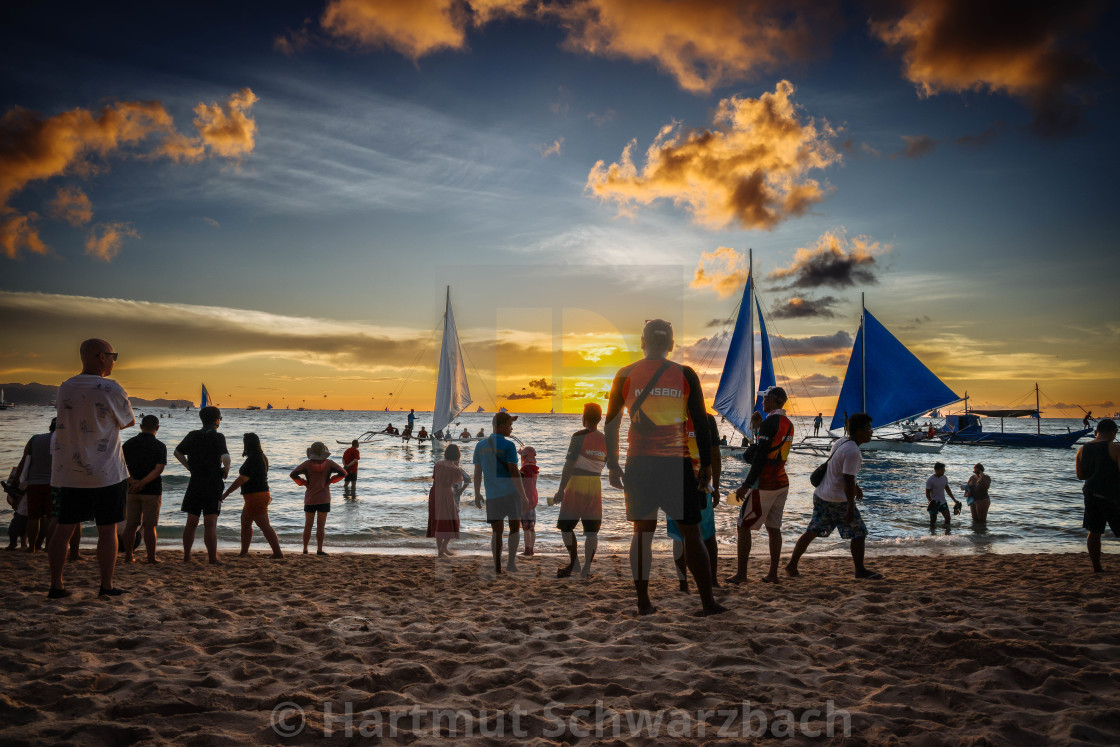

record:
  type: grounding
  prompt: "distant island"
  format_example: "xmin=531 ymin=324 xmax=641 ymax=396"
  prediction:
xmin=0 ymin=382 xmax=193 ymax=409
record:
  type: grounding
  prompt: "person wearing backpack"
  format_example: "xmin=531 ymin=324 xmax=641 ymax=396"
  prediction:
xmin=604 ymin=319 xmax=726 ymax=617
xmin=726 ymin=386 xmax=794 ymax=586
xmin=786 ymin=412 xmax=883 ymax=580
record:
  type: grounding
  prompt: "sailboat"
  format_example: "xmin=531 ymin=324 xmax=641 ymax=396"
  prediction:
xmin=200 ymin=383 xmax=211 ymax=409
xmin=266 ymin=403 xmax=274 ymax=410
xmin=941 ymin=385 xmax=1092 ymax=448
xmin=0 ymin=388 xmax=12 ymax=410
xmin=431 ymin=286 xmax=474 ymax=442
xmin=826 ymin=294 xmax=958 ymax=453
xmin=341 ymin=287 xmax=477 ymax=445
xmin=476 ymin=406 xmax=485 ymax=413
xmin=713 ymin=250 xmax=775 ymax=452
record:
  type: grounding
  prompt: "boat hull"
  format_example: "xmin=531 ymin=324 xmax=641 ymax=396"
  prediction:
xmin=796 ymin=436 xmax=944 ymax=454
xmin=944 ymin=429 xmax=1092 ymax=449
xmin=862 ymin=439 xmax=944 ymax=454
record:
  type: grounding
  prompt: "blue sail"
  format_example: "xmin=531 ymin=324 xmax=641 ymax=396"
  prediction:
xmin=829 ymin=309 xmax=960 ymax=431
xmin=200 ymin=383 xmax=210 ymax=409
xmin=754 ymin=297 xmax=776 ymax=415
xmin=714 ymin=278 xmax=776 ymax=434
xmin=713 ymin=279 xmax=754 ymax=434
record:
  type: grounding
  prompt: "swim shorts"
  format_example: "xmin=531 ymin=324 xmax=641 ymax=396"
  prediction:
xmin=624 ymin=456 xmax=704 ymax=525
xmin=806 ymin=495 xmax=867 ymax=540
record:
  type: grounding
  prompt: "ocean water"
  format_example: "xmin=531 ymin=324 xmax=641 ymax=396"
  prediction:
xmin=1 ymin=406 xmax=1109 ymax=558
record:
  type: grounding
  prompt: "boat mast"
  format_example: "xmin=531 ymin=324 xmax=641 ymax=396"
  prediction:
xmin=1035 ymin=382 xmax=1040 ymax=435
xmin=860 ymin=292 xmax=866 ymax=414
xmin=749 ymin=248 xmax=755 ymax=416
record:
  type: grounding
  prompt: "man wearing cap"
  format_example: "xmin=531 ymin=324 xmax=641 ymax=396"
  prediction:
xmin=48 ymin=338 xmax=135 ymax=599
xmin=175 ymin=406 xmax=230 ymax=565
xmin=605 ymin=319 xmax=726 ymax=616
xmin=727 ymin=386 xmax=794 ymax=585
xmin=473 ymin=411 xmax=529 ymax=574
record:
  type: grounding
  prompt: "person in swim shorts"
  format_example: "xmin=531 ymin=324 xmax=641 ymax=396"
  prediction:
xmin=290 ymin=441 xmax=347 ymax=556
xmin=554 ymin=403 xmax=607 ymax=580
xmin=727 ymin=386 xmax=794 ymax=586
xmin=669 ymin=411 xmax=721 ymax=593
xmin=605 ymin=319 xmax=726 ymax=617
xmin=786 ymin=412 xmax=883 ymax=581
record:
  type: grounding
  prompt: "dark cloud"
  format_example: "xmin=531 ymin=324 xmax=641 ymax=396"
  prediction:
xmin=768 ymin=231 xmax=884 ymax=290
xmin=777 ymin=371 xmax=840 ymax=395
xmin=769 ymin=330 xmax=853 ymax=356
xmin=816 ymin=353 xmax=850 ymax=367
xmin=705 ymin=317 xmax=730 ymax=328
xmin=894 ymin=134 xmax=938 ymax=159
xmin=505 ymin=391 xmax=546 ymax=400
xmin=769 ymin=296 xmax=840 ymax=319
xmin=872 ymin=0 xmax=1104 ymax=137
xmin=528 ymin=378 xmax=557 ymax=392
xmin=955 ymin=124 xmax=1003 ymax=148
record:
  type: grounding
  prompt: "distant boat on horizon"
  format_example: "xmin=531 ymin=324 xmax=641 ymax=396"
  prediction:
xmin=200 ymin=383 xmax=211 ymax=409
xmin=266 ymin=403 xmax=274 ymax=410
xmin=0 ymin=388 xmax=12 ymax=410
xmin=476 ymin=405 xmax=484 ymax=413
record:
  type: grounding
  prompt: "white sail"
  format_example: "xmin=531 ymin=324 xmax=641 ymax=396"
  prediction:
xmin=432 ymin=287 xmax=473 ymax=437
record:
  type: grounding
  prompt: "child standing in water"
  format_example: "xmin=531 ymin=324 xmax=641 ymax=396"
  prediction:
xmin=290 ymin=442 xmax=347 ymax=555
xmin=518 ymin=446 xmax=540 ymax=556
xmin=925 ymin=462 xmax=960 ymax=529
xmin=427 ymin=444 xmax=465 ymax=557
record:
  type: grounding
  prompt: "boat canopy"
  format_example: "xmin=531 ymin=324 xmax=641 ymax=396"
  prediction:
xmin=830 ymin=309 xmax=960 ymax=431
xmin=970 ymin=409 xmax=1040 ymax=418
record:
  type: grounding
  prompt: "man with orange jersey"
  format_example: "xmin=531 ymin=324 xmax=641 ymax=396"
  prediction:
xmin=605 ymin=319 xmax=726 ymax=617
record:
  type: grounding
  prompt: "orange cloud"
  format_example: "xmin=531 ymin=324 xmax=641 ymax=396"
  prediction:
xmin=85 ymin=222 xmax=140 ymax=262
xmin=769 ymin=230 xmax=887 ymax=290
xmin=319 ymin=0 xmax=528 ymax=58
xmin=586 ymin=81 xmax=840 ymax=230
xmin=193 ymin=88 xmax=258 ymax=159
xmin=0 ymin=101 xmax=173 ymax=206
xmin=0 ymin=208 xmax=48 ymax=260
xmin=312 ymin=1 xmax=836 ymax=94
xmin=537 ymin=138 xmax=564 ymax=157
xmin=552 ymin=0 xmax=837 ymax=94
xmin=156 ymin=88 xmax=259 ymax=162
xmin=48 ymin=186 xmax=94 ymax=226
xmin=0 ymin=90 xmax=257 ymax=260
xmin=691 ymin=247 xmax=747 ymax=298
xmin=871 ymin=0 xmax=1102 ymax=135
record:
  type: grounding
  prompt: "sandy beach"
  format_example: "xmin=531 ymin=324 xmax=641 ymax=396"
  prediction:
xmin=0 ymin=550 xmax=1117 ymax=744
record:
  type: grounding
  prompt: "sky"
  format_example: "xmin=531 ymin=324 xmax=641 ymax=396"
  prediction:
xmin=1 ymin=0 xmax=1118 ymax=417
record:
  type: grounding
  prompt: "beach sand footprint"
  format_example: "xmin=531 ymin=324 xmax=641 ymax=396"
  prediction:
xmin=328 ymin=616 xmax=376 ymax=634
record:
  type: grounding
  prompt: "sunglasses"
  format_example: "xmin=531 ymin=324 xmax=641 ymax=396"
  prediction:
xmin=100 ymin=352 xmax=119 ymax=361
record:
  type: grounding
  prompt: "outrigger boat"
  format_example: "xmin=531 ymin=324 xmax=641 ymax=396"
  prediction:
xmin=341 ymin=287 xmax=501 ymax=447
xmin=940 ymin=385 xmax=1092 ymax=448
xmin=799 ymin=294 xmax=959 ymax=454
